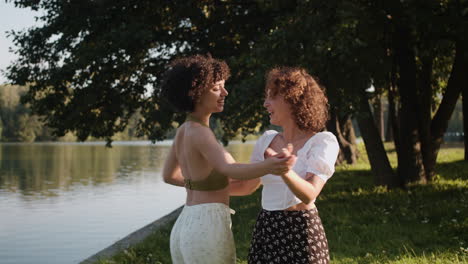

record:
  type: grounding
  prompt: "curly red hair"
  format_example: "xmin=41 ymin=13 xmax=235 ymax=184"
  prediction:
xmin=265 ymin=67 xmax=329 ymax=132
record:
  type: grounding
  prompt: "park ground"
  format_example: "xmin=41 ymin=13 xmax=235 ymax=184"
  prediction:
xmin=96 ymin=143 xmax=468 ymax=264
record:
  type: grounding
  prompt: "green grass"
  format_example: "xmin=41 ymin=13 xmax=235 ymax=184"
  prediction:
xmin=96 ymin=145 xmax=468 ymax=264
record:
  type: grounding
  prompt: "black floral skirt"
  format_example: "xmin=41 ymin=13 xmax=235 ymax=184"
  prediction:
xmin=248 ymin=206 xmax=330 ymax=264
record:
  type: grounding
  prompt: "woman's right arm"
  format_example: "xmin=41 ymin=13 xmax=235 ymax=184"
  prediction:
xmin=228 ymin=132 xmax=267 ymax=195
xmin=194 ymin=127 xmax=293 ymax=180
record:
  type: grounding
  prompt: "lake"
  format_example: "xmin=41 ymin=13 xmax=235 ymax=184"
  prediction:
xmin=0 ymin=141 xmax=254 ymax=264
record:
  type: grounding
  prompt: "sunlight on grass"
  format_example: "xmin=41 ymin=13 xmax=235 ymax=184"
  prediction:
xmin=323 ymin=144 xmax=467 ymax=264
xmin=94 ymin=144 xmax=468 ymax=264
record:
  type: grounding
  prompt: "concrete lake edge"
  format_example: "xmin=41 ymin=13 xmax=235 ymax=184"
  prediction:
xmin=79 ymin=206 xmax=183 ymax=264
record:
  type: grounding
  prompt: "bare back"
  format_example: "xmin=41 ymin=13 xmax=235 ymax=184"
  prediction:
xmin=174 ymin=122 xmax=231 ymax=206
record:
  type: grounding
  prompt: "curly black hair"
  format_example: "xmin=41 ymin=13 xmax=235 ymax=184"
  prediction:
xmin=161 ymin=54 xmax=231 ymax=112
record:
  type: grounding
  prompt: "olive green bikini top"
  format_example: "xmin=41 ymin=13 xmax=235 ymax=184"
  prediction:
xmin=183 ymin=115 xmax=229 ymax=191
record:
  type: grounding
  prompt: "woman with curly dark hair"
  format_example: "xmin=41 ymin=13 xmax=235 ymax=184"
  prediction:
xmin=238 ymin=67 xmax=339 ymax=264
xmin=161 ymin=55 xmax=295 ymax=264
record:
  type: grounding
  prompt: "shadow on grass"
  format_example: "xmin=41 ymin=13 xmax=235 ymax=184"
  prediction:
xmin=233 ymin=160 xmax=467 ymax=263
xmin=97 ymin=160 xmax=467 ymax=264
xmin=435 ymin=159 xmax=468 ymax=180
xmin=317 ymin=161 xmax=467 ymax=264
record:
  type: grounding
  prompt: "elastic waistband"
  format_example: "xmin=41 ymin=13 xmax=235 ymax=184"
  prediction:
xmin=262 ymin=203 xmax=316 ymax=212
xmin=184 ymin=203 xmax=235 ymax=214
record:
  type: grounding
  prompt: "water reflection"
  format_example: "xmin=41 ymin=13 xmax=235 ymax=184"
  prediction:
xmin=0 ymin=143 xmax=170 ymax=196
xmin=0 ymin=141 xmax=255 ymax=264
xmin=0 ymin=141 xmax=255 ymax=196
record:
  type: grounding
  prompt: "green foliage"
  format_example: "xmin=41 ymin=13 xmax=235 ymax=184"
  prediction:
xmin=0 ymin=84 xmax=43 ymax=142
xmin=16 ymin=114 xmax=40 ymax=142
xmin=5 ymin=0 xmax=467 ymax=188
xmin=0 ymin=84 xmax=146 ymax=142
xmin=92 ymin=146 xmax=468 ymax=264
xmin=2 ymin=1 xmax=303 ymax=144
xmin=6 ymin=0 xmax=467 ymax=146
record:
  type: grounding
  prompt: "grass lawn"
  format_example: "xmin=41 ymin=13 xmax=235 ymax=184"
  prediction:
xmin=96 ymin=144 xmax=468 ymax=264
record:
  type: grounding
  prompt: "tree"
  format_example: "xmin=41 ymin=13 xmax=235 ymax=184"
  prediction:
xmin=356 ymin=91 xmax=399 ymax=187
xmin=464 ymin=81 xmax=468 ymax=161
xmin=6 ymin=0 xmax=289 ymax=146
xmin=7 ymin=0 xmax=467 ymax=186
xmin=229 ymin=0 xmax=397 ymax=185
xmin=237 ymin=0 xmax=468 ymax=185
xmin=0 ymin=117 xmax=3 ymax=141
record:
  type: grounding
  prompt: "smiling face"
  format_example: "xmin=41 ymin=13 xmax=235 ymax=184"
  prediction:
xmin=197 ymin=80 xmax=228 ymax=113
xmin=263 ymin=89 xmax=292 ymax=127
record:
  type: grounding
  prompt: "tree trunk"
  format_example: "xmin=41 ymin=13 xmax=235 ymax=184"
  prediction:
xmin=328 ymin=108 xmax=358 ymax=165
xmin=356 ymin=94 xmax=400 ymax=187
xmin=388 ymin=58 xmax=400 ymax=154
xmin=428 ymin=40 xmax=468 ymax=168
xmin=418 ymin=57 xmax=435 ymax=180
xmin=463 ymin=82 xmax=468 ymax=161
xmin=373 ymin=95 xmax=385 ymax=140
xmin=385 ymin=110 xmax=393 ymax=142
xmin=341 ymin=115 xmax=358 ymax=145
xmin=341 ymin=114 xmax=360 ymax=162
xmin=394 ymin=25 xmax=427 ymax=184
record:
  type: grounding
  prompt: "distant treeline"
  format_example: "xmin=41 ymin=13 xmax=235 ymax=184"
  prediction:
xmin=0 ymin=84 xmax=463 ymax=143
xmin=0 ymin=84 xmax=256 ymax=143
xmin=0 ymin=84 xmax=146 ymax=142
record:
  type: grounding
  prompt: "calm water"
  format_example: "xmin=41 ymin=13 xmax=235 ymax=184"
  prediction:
xmin=0 ymin=141 xmax=254 ymax=264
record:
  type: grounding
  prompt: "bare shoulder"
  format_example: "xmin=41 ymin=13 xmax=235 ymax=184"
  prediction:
xmin=173 ymin=123 xmax=186 ymax=143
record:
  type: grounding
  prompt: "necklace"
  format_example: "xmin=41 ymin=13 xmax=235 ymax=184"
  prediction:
xmin=280 ymin=133 xmax=310 ymax=144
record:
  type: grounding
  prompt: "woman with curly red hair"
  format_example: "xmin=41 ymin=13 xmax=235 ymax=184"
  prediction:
xmin=161 ymin=55 xmax=295 ymax=264
xmin=240 ymin=67 xmax=339 ymax=264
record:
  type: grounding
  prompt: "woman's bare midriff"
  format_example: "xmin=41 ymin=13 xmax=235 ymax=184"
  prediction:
xmin=185 ymin=188 xmax=230 ymax=206
xmin=285 ymin=202 xmax=315 ymax=211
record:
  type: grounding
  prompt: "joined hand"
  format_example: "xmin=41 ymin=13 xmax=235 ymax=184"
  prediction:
xmin=264 ymin=144 xmax=296 ymax=175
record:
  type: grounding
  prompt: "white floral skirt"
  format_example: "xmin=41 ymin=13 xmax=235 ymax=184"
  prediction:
xmin=170 ymin=203 xmax=236 ymax=264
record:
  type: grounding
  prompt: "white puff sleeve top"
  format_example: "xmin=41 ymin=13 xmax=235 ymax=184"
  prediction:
xmin=250 ymin=130 xmax=339 ymax=211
